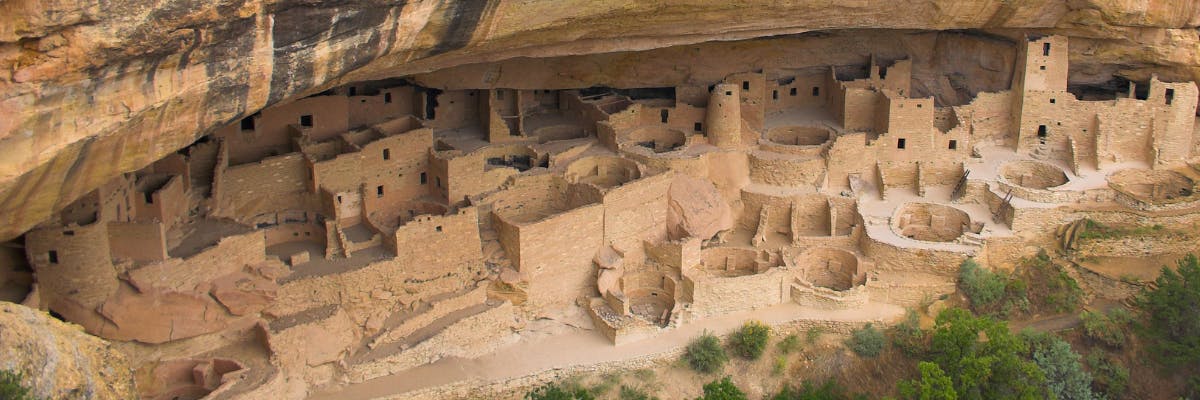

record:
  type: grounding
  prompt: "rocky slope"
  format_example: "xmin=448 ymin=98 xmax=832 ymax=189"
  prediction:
xmin=1 ymin=0 xmax=1199 ymax=240
xmin=0 ymin=302 xmax=137 ymax=399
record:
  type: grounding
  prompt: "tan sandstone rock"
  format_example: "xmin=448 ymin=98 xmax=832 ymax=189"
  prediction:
xmin=0 ymin=302 xmax=136 ymax=399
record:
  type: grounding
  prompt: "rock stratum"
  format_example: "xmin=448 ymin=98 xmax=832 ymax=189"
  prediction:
xmin=0 ymin=1 xmax=1198 ymax=240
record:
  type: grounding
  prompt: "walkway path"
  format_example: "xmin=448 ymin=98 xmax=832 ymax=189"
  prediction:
xmin=307 ymin=302 xmax=904 ymax=400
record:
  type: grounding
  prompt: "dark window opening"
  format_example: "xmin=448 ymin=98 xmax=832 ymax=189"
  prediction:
xmin=63 ymin=230 xmax=75 ymax=236
xmin=790 ymin=87 xmax=798 ymax=96
xmin=1039 ymin=65 xmax=1046 ymax=71
xmin=879 ymin=68 xmax=888 ymax=79
xmin=48 ymin=251 xmax=58 ymax=264
xmin=812 ymin=87 xmax=820 ymax=96
xmin=1037 ymin=125 xmax=1048 ymax=144
xmin=916 ymin=103 xmax=923 ymax=108
xmin=299 ymin=114 xmax=313 ymax=127
xmin=376 ymin=185 xmax=384 ymax=198
xmin=1043 ymin=42 xmax=1051 ymax=56
xmin=348 ymin=87 xmax=357 ymax=96
xmin=897 ymin=138 xmax=906 ymax=149
xmin=337 ymin=195 xmax=342 ymax=204
xmin=240 ymin=117 xmax=255 ymax=131
xmin=435 ymin=226 xmax=443 ymax=232
xmin=144 ymin=192 xmax=154 ymax=204
xmin=384 ymin=93 xmax=392 ymax=103
xmin=660 ymin=109 xmax=669 ymax=123
xmin=725 ymin=91 xmax=732 ymax=96
xmin=742 ymin=81 xmax=749 ymax=91
xmin=424 ymin=90 xmax=439 ymax=119
xmin=420 ymin=172 xmax=427 ymax=184
xmin=382 ymin=148 xmax=390 ymax=160
xmin=436 ymin=177 xmax=442 ymax=188
xmin=694 ymin=122 xmax=703 ymax=132
xmin=948 ymin=140 xmax=958 ymax=150
xmin=1050 ymin=98 xmax=1056 ymax=104
xmin=1166 ymin=88 xmax=1175 ymax=105
xmin=772 ymin=90 xmax=778 ymax=100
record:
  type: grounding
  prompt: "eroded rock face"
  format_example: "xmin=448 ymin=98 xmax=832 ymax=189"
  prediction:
xmin=667 ymin=176 xmax=734 ymax=240
xmin=0 ymin=302 xmax=137 ymax=399
xmin=1 ymin=1 xmax=1199 ymax=240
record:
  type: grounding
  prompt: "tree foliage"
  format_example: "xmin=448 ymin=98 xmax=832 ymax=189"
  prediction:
xmin=926 ymin=308 xmax=1047 ymax=399
xmin=684 ymin=332 xmax=728 ymax=374
xmin=0 ymin=370 xmax=39 ymax=400
xmin=729 ymin=320 xmax=771 ymax=360
xmin=526 ymin=382 xmax=595 ymax=400
xmin=958 ymin=259 xmax=1028 ymax=317
xmin=1134 ymin=253 xmax=1200 ymax=370
xmin=1026 ymin=333 xmax=1098 ymax=400
xmin=889 ymin=309 xmax=929 ymax=357
xmin=1080 ymin=308 xmax=1131 ymax=348
xmin=897 ymin=362 xmax=957 ymax=400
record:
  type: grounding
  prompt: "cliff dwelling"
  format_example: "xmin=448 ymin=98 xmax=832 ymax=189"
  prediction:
xmin=4 ymin=4 xmax=1200 ymax=397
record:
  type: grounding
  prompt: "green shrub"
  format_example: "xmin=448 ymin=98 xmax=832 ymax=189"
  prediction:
xmin=772 ymin=355 xmax=787 ymax=376
xmin=696 ymin=376 xmax=746 ymax=400
xmin=772 ymin=379 xmax=862 ymax=400
xmin=0 ymin=370 xmax=38 ymax=400
xmin=1085 ymin=353 xmax=1128 ymax=399
xmin=1080 ymin=309 xmax=1131 ymax=348
xmin=729 ymin=321 xmax=771 ymax=360
xmin=896 ymin=362 xmax=956 ymax=400
xmin=1135 ymin=254 xmax=1200 ymax=369
xmin=619 ymin=385 xmax=658 ymax=400
xmin=1025 ymin=252 xmax=1084 ymax=313
xmin=958 ymin=258 xmax=1029 ymax=317
xmin=806 ymin=326 xmax=824 ymax=344
xmin=778 ymin=334 xmax=801 ymax=354
xmin=526 ymin=382 xmax=595 ymax=400
xmin=846 ymin=323 xmax=885 ymax=358
xmin=684 ymin=332 xmax=728 ymax=374
xmin=889 ymin=310 xmax=928 ymax=357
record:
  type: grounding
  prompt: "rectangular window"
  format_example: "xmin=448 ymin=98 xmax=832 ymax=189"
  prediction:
xmin=1037 ymin=125 xmax=1048 ymax=144
xmin=772 ymin=90 xmax=778 ymax=100
xmin=725 ymin=91 xmax=732 ymax=96
xmin=694 ymin=122 xmax=703 ymax=132
xmin=742 ymin=81 xmax=749 ymax=91
xmin=48 ymin=251 xmax=58 ymax=264
xmin=948 ymin=140 xmax=958 ymax=150
xmin=660 ymin=109 xmax=669 ymax=123
xmin=1050 ymin=98 xmax=1056 ymax=104
xmin=1043 ymin=42 xmax=1051 ymax=56
xmin=1039 ymin=65 xmax=1046 ymax=71
xmin=384 ymin=93 xmax=392 ymax=103
xmin=376 ymin=185 xmax=384 ymax=198
xmin=812 ymin=87 xmax=820 ymax=96
xmin=144 ymin=192 xmax=154 ymax=204
xmin=897 ymin=138 xmax=906 ymax=149
xmin=790 ymin=87 xmax=797 ymax=96
xmin=240 ymin=117 xmax=255 ymax=131
xmin=435 ymin=226 xmax=443 ymax=232
xmin=420 ymin=172 xmax=427 ymax=184
xmin=337 ymin=195 xmax=342 ymax=204
xmin=299 ymin=114 xmax=313 ymax=127
xmin=1166 ymin=88 xmax=1175 ymax=105
xmin=383 ymin=148 xmax=390 ymax=160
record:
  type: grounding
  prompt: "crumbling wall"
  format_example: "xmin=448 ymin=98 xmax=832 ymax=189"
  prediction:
xmin=214 ymin=154 xmax=317 ymax=221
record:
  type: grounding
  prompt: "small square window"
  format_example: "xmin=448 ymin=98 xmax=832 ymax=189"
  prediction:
xmin=48 ymin=251 xmax=58 ymax=264
xmin=376 ymin=185 xmax=384 ymax=198
xmin=435 ymin=226 xmax=443 ymax=232
xmin=772 ymin=90 xmax=778 ymax=100
xmin=812 ymin=87 xmax=820 ymax=96
xmin=240 ymin=117 xmax=255 ymax=131
xmin=790 ymin=88 xmax=797 ymax=96
xmin=1050 ymin=98 xmax=1056 ymax=104
xmin=299 ymin=114 xmax=313 ymax=127
xmin=383 ymin=148 xmax=390 ymax=160
xmin=725 ymin=91 xmax=732 ymax=96
xmin=420 ymin=172 xmax=427 ymax=184
xmin=384 ymin=93 xmax=392 ymax=103
xmin=948 ymin=140 xmax=958 ymax=150
xmin=897 ymin=138 xmax=907 ymax=149
xmin=742 ymin=81 xmax=749 ymax=90
xmin=694 ymin=122 xmax=703 ymax=132
xmin=1039 ymin=65 xmax=1046 ymax=71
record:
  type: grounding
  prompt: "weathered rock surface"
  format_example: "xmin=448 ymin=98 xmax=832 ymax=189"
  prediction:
xmin=0 ymin=302 xmax=137 ymax=399
xmin=2 ymin=1 xmax=1200 ymax=240
xmin=668 ymin=176 xmax=734 ymax=240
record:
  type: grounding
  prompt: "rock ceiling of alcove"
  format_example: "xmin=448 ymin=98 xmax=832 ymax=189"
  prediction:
xmin=1 ymin=0 xmax=1198 ymax=240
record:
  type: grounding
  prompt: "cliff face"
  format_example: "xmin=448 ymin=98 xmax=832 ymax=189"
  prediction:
xmin=1 ymin=0 xmax=1198 ymax=240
